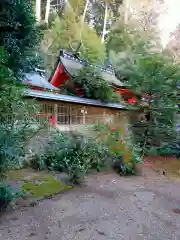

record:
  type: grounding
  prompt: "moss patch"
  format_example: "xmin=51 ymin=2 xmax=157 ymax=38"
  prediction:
xmin=22 ymin=175 xmax=72 ymax=198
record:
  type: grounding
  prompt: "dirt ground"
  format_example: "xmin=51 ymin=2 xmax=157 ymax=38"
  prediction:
xmin=1 ymin=170 xmax=180 ymax=240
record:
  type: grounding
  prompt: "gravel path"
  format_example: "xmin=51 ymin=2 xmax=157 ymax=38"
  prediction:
xmin=1 ymin=173 xmax=180 ymax=240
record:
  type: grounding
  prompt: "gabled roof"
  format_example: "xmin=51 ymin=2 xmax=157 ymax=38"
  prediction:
xmin=58 ymin=50 xmax=124 ymax=87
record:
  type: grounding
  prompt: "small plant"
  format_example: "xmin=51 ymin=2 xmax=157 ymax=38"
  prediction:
xmin=132 ymin=145 xmax=144 ymax=164
xmin=93 ymin=123 xmax=137 ymax=175
xmin=121 ymin=162 xmax=135 ymax=176
xmin=31 ymin=154 xmax=47 ymax=170
xmin=0 ymin=184 xmax=18 ymax=212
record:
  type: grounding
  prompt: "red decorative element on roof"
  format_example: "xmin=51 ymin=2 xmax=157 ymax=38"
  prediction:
xmin=127 ymin=98 xmax=136 ymax=105
xmin=114 ymin=88 xmax=134 ymax=96
xmin=50 ymin=64 xmax=70 ymax=88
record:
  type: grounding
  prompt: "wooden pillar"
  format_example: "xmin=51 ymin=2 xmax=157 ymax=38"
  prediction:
xmin=81 ymin=108 xmax=87 ymax=125
xmin=54 ymin=104 xmax=58 ymax=123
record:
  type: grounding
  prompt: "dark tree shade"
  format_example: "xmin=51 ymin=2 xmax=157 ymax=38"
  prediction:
xmin=0 ymin=0 xmax=42 ymax=74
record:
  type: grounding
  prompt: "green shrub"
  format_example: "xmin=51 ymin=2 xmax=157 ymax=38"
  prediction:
xmin=132 ymin=152 xmax=143 ymax=164
xmin=32 ymin=132 xmax=109 ymax=184
xmin=132 ymin=146 xmax=144 ymax=164
xmin=0 ymin=184 xmax=19 ymax=212
xmin=144 ymin=142 xmax=180 ymax=158
xmin=145 ymin=147 xmax=159 ymax=156
xmin=121 ymin=162 xmax=135 ymax=176
xmin=170 ymin=143 xmax=180 ymax=158
xmin=93 ymin=124 xmax=142 ymax=176
xmin=158 ymin=143 xmax=180 ymax=158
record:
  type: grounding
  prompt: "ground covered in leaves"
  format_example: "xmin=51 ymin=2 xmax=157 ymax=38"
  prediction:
xmin=1 ymin=166 xmax=180 ymax=240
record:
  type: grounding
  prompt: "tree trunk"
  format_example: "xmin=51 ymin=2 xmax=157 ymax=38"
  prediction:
xmin=82 ymin=0 xmax=89 ymax=26
xmin=35 ymin=0 xmax=41 ymax=22
xmin=79 ymin=0 xmax=89 ymax=42
xmin=124 ymin=0 xmax=129 ymax=24
xmin=45 ymin=0 xmax=51 ymax=24
xmin=101 ymin=2 xmax=108 ymax=43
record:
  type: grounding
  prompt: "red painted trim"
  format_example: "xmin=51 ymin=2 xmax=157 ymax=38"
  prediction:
xmin=50 ymin=64 xmax=70 ymax=88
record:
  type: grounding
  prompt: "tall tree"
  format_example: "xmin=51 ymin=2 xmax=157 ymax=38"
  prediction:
xmin=116 ymin=0 xmax=163 ymax=44
xmin=166 ymin=24 xmax=180 ymax=62
xmin=111 ymin=37 xmax=179 ymax=147
xmin=35 ymin=0 xmax=42 ymax=22
xmin=45 ymin=0 xmax=51 ymax=23
xmin=0 ymin=0 xmax=43 ymax=176
xmin=89 ymin=0 xmax=123 ymax=39
xmin=42 ymin=3 xmax=106 ymax=69
xmin=0 ymin=0 xmax=42 ymax=75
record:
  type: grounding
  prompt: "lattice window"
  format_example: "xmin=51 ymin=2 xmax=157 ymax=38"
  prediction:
xmin=57 ymin=104 xmax=82 ymax=124
xmin=71 ymin=106 xmax=82 ymax=124
xmin=57 ymin=104 xmax=70 ymax=124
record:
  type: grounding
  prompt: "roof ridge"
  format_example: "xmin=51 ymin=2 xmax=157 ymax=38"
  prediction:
xmin=60 ymin=50 xmax=115 ymax=75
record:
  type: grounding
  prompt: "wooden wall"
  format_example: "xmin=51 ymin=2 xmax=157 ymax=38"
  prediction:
xmin=33 ymin=99 xmax=129 ymax=125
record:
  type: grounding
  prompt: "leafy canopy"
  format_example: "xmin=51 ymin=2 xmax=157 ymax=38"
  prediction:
xmin=0 ymin=0 xmax=43 ymax=177
xmin=42 ymin=6 xmax=106 ymax=69
xmin=0 ymin=0 xmax=42 ymax=74
xmin=108 ymin=22 xmax=179 ymax=148
xmin=63 ymin=67 xmax=121 ymax=103
xmin=112 ymin=40 xmax=179 ymax=109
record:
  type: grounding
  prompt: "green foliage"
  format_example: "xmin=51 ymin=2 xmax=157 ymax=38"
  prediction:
xmin=145 ymin=147 xmax=159 ymax=157
xmin=92 ymin=123 xmax=142 ymax=175
xmin=42 ymin=9 xmax=106 ymax=69
xmin=0 ymin=89 xmax=43 ymax=177
xmin=0 ymin=49 xmax=44 ymax=177
xmin=0 ymin=1 xmax=47 ymax=212
xmin=0 ymin=47 xmax=13 ymax=86
xmin=145 ymin=142 xmax=180 ymax=158
xmin=0 ymin=184 xmax=14 ymax=202
xmin=107 ymin=21 xmax=135 ymax=53
xmin=0 ymin=184 xmax=19 ymax=211
xmin=120 ymin=146 xmax=143 ymax=176
xmin=80 ymin=25 xmax=106 ymax=64
xmin=0 ymin=0 xmax=44 ymax=178
xmin=86 ymin=0 xmax=123 ymax=38
xmin=32 ymin=132 xmax=109 ymax=184
xmin=133 ymin=153 xmax=143 ymax=164
xmin=110 ymin=32 xmax=179 ymax=148
xmin=0 ymin=0 xmax=42 ymax=74
xmin=63 ymin=68 xmax=120 ymax=103
xmin=121 ymin=162 xmax=135 ymax=176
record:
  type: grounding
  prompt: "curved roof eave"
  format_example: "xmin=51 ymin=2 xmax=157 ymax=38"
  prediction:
xmin=25 ymin=72 xmax=59 ymax=90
